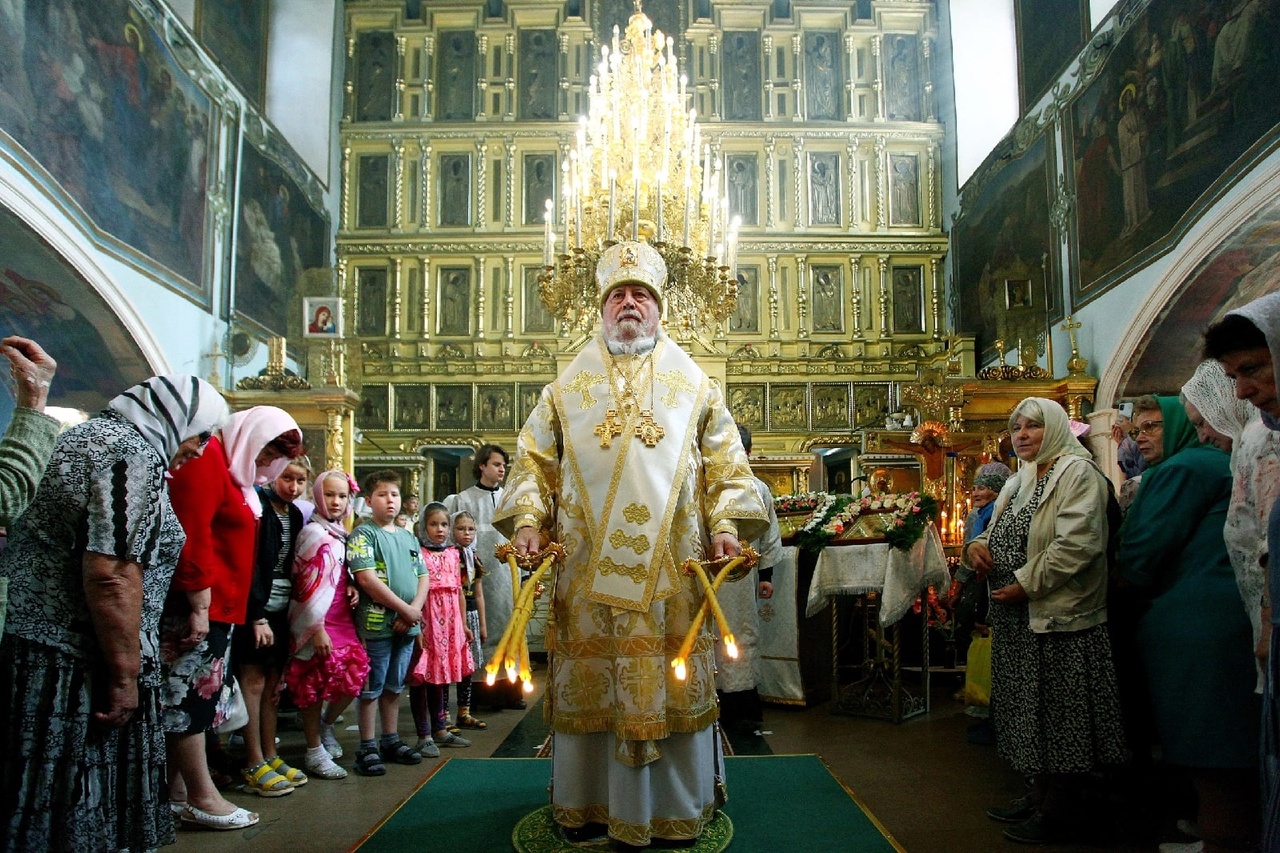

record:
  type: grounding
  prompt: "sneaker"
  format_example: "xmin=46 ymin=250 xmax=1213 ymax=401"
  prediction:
xmin=414 ymin=737 xmax=441 ymax=758
xmin=304 ymin=747 xmax=348 ymax=780
xmin=987 ymin=793 xmax=1037 ymax=823
xmin=320 ymin=724 xmax=343 ymax=759
xmin=436 ymin=731 xmax=471 ymax=748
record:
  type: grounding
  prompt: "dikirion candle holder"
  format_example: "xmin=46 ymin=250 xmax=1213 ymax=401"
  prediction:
xmin=670 ymin=546 xmax=759 ymax=682
xmin=485 ymin=541 xmax=566 ymax=693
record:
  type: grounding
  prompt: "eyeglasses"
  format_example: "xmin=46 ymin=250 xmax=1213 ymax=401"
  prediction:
xmin=1127 ymin=420 xmax=1163 ymax=439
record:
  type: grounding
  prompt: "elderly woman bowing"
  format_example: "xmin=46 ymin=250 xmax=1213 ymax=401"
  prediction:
xmin=966 ymin=397 xmax=1127 ymax=845
xmin=0 ymin=375 xmax=228 ymax=852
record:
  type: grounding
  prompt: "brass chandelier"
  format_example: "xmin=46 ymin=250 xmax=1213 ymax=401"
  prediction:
xmin=539 ymin=2 xmax=739 ymax=337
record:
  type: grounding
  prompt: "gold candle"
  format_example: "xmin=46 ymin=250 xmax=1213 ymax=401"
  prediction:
xmin=671 ymin=555 xmax=745 ymax=680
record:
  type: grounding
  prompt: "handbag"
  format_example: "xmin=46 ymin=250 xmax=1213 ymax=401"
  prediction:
xmin=214 ymin=674 xmax=249 ymax=733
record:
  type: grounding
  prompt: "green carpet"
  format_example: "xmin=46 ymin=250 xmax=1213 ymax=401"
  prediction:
xmin=354 ymin=755 xmax=900 ymax=852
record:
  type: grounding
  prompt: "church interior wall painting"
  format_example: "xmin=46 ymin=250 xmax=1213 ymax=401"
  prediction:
xmin=394 ymin=383 xmax=432 ymax=430
xmin=729 ymin=266 xmax=761 ymax=335
xmin=518 ymin=29 xmax=558 ymax=121
xmin=811 ymin=384 xmax=851 ymax=431
xmin=477 ymin=384 xmax=516 ymax=431
xmin=354 ymin=30 xmax=396 ymax=123
xmin=0 ymin=206 xmax=151 ymax=424
xmin=892 ymin=265 xmax=926 ymax=334
xmin=597 ymin=0 xmax=681 ymax=47
xmin=356 ymin=267 xmax=389 ymax=336
xmin=358 ymin=383 xmax=390 ymax=430
xmin=728 ymin=384 xmax=766 ymax=431
xmin=804 ymin=32 xmax=844 ymax=121
xmin=439 ymin=153 xmax=473 ymax=227
xmin=436 ymin=30 xmax=478 ymax=121
xmin=435 ymin=384 xmax=473 ymax=430
xmin=522 ymin=265 xmax=557 ymax=335
xmin=523 ymin=153 xmax=556 ymax=226
xmin=722 ymin=32 xmax=763 ymax=122
xmin=1066 ymin=0 xmax=1280 ymax=309
xmin=1014 ymin=0 xmax=1088 ymax=113
xmin=888 ymin=153 xmax=921 ymax=227
xmin=357 ymin=153 xmax=391 ymax=228
xmin=809 ymin=264 xmax=845 ymax=335
xmin=437 ymin=266 xmax=473 ymax=336
xmin=725 ymin=153 xmax=759 ymax=226
xmin=952 ymin=132 xmax=1057 ymax=364
xmin=852 ymin=383 xmax=892 ymax=429
xmin=0 ymin=0 xmax=216 ymax=303
xmin=234 ymin=140 xmax=329 ymax=338
xmin=808 ymin=152 xmax=840 ymax=226
xmin=518 ymin=382 xmax=546 ymax=425
xmin=197 ymin=0 xmax=269 ymax=108
xmin=767 ymin=384 xmax=809 ymax=432
xmin=884 ymin=34 xmax=922 ymax=122
xmin=1122 ymin=190 xmax=1280 ymax=395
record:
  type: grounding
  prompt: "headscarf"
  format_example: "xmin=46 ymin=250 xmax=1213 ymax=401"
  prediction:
xmin=973 ymin=461 xmax=1013 ymax=492
xmin=106 ymin=374 xmax=229 ymax=462
xmin=311 ymin=469 xmax=358 ymax=541
xmin=1227 ymin=291 xmax=1280 ymax=405
xmin=451 ymin=510 xmax=479 ymax=584
xmin=1149 ymin=394 xmax=1203 ymax=467
xmin=1181 ymin=359 xmax=1258 ymax=450
xmin=1007 ymin=397 xmax=1091 ymax=498
xmin=221 ymin=406 xmax=301 ymax=517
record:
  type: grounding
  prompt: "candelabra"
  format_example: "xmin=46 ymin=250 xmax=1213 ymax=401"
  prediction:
xmin=539 ymin=2 xmax=739 ymax=337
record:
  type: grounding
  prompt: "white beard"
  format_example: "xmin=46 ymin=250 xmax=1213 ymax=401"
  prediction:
xmin=605 ymin=333 xmax=657 ymax=355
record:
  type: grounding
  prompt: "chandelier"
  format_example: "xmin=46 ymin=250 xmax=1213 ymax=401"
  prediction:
xmin=539 ymin=2 xmax=739 ymax=337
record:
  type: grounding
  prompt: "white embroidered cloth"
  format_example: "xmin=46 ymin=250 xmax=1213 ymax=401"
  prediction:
xmin=805 ymin=526 xmax=949 ymax=625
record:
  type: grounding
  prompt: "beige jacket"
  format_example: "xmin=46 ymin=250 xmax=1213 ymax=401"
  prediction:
xmin=967 ymin=454 xmax=1110 ymax=634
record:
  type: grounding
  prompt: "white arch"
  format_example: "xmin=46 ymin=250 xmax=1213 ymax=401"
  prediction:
xmin=1096 ymin=159 xmax=1280 ymax=406
xmin=0 ymin=159 xmax=171 ymax=375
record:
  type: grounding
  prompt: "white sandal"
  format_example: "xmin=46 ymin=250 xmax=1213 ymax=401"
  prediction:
xmin=179 ymin=804 xmax=260 ymax=830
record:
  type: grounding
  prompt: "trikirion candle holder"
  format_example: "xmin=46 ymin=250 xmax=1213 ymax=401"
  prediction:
xmin=485 ymin=541 xmax=565 ymax=693
xmin=670 ymin=546 xmax=759 ymax=681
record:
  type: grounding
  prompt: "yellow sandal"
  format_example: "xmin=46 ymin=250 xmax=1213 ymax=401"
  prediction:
xmin=242 ymin=761 xmax=293 ymax=797
xmin=267 ymin=756 xmax=308 ymax=787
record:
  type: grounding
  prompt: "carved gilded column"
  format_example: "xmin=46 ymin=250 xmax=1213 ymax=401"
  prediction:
xmin=708 ymin=34 xmax=721 ymax=120
xmin=391 ymin=257 xmax=403 ymax=340
xmin=843 ymin=34 xmax=856 ymax=122
xmin=504 ymin=256 xmax=515 ymax=339
xmin=930 ymin=256 xmax=942 ymax=339
xmin=764 ymin=137 xmax=777 ymax=228
xmin=325 ymin=407 xmax=346 ymax=473
xmin=422 ymin=142 xmax=433 ymax=232
xmin=875 ymin=136 xmax=887 ymax=231
xmin=423 ymin=35 xmax=435 ymax=121
xmin=340 ymin=145 xmax=352 ymax=231
xmin=846 ymin=138 xmax=859 ymax=230
xmin=791 ymin=137 xmax=805 ymax=230
xmin=343 ymin=37 xmax=355 ymax=122
xmin=877 ymin=255 xmax=889 ymax=340
xmin=476 ymin=140 xmax=488 ymax=230
xmin=392 ymin=138 xmax=405 ymax=232
xmin=477 ymin=34 xmax=489 ymax=120
xmin=337 ymin=256 xmax=351 ymax=345
xmin=927 ymin=144 xmax=938 ymax=230
xmin=872 ymin=35 xmax=885 ymax=122
xmin=558 ymin=33 xmax=570 ymax=118
xmin=504 ymin=34 xmax=516 ymax=120
xmin=419 ymin=256 xmax=431 ymax=340
xmin=417 ymin=146 xmax=428 ymax=230
xmin=922 ymin=36 xmax=936 ymax=123
xmin=763 ymin=35 xmax=775 ymax=119
xmin=475 ymin=255 xmax=487 ymax=341
xmin=504 ymin=136 xmax=516 ymax=228
xmin=791 ymin=33 xmax=804 ymax=122
xmin=850 ymin=254 xmax=863 ymax=339
xmin=767 ymin=255 xmax=780 ymax=340
xmin=796 ymin=255 xmax=809 ymax=339
xmin=394 ymin=36 xmax=406 ymax=122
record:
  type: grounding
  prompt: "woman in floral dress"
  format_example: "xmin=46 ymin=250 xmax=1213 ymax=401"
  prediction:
xmin=0 ymin=375 xmax=228 ymax=852
xmin=966 ymin=397 xmax=1127 ymax=845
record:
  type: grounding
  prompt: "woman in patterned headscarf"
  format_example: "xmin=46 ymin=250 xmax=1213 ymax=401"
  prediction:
xmin=1118 ymin=392 xmax=1260 ymax=851
xmin=965 ymin=398 xmax=1127 ymax=845
xmin=0 ymin=375 xmax=229 ymax=852
xmin=1183 ymin=359 xmax=1280 ymax=693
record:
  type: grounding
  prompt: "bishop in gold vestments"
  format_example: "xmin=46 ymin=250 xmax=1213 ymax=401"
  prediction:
xmin=495 ymin=241 xmax=767 ymax=847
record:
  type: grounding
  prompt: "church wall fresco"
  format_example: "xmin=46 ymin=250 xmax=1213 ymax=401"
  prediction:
xmin=197 ymin=0 xmax=269 ymax=108
xmin=1014 ymin=0 xmax=1088 ymax=113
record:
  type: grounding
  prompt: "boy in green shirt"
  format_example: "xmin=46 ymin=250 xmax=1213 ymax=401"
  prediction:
xmin=348 ymin=469 xmax=429 ymax=776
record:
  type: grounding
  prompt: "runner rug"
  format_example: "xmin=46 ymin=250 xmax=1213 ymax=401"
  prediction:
xmin=352 ymin=754 xmax=901 ymax=852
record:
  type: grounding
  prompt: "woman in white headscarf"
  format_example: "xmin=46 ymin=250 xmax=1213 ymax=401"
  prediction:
xmin=966 ymin=397 xmax=1127 ymax=845
xmin=0 ymin=374 xmax=229 ymax=852
xmin=1183 ymin=359 xmax=1280 ymax=690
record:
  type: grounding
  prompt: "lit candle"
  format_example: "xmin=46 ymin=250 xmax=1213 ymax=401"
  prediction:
xmin=671 ymin=554 xmax=750 ymax=680
xmin=543 ymin=202 xmax=553 ymax=266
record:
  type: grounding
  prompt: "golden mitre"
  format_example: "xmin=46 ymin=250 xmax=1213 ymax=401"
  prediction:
xmin=596 ymin=240 xmax=667 ymax=309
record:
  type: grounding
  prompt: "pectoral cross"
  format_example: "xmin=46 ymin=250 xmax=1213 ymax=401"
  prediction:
xmin=634 ymin=409 xmax=665 ymax=447
xmin=594 ymin=408 xmax=625 ymax=448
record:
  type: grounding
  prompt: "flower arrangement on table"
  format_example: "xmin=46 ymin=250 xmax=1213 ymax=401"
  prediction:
xmin=774 ymin=492 xmax=838 ymax=544
xmin=801 ymin=491 xmax=939 ymax=552
xmin=912 ymin=584 xmax=958 ymax=643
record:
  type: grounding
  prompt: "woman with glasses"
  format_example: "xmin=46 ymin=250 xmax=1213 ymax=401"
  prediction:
xmin=965 ymin=398 xmax=1127 ymax=845
xmin=160 ymin=405 xmax=305 ymax=830
xmin=0 ymin=375 xmax=229 ymax=852
xmin=1117 ymin=394 xmax=1259 ymax=851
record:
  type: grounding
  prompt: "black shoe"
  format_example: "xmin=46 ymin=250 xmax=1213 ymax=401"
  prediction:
xmin=1003 ymin=811 xmax=1071 ymax=845
xmin=987 ymin=793 xmax=1037 ymax=823
xmin=966 ymin=718 xmax=996 ymax=745
xmin=561 ymin=822 xmax=608 ymax=843
xmin=510 ymin=699 xmax=528 ymax=710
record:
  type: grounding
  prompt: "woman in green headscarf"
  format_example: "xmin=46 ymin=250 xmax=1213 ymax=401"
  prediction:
xmin=1117 ymin=394 xmax=1259 ymax=850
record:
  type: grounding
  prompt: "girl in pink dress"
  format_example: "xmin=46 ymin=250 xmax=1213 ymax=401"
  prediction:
xmin=408 ymin=502 xmax=474 ymax=756
xmin=282 ymin=470 xmax=371 ymax=780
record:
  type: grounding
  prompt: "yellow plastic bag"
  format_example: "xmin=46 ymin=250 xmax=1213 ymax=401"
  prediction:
xmin=963 ymin=631 xmax=991 ymax=707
